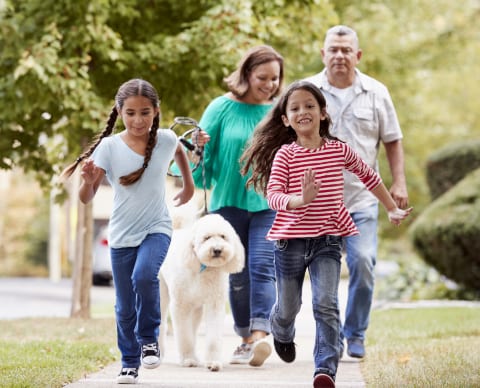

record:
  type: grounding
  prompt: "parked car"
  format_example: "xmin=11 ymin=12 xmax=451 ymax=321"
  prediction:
xmin=92 ymin=226 xmax=112 ymax=286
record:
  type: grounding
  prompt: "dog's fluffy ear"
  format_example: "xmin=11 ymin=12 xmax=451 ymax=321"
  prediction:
xmin=173 ymin=229 xmax=200 ymax=272
xmin=223 ymin=224 xmax=245 ymax=274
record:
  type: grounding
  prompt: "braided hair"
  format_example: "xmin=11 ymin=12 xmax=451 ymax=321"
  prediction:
xmin=61 ymin=79 xmax=160 ymax=185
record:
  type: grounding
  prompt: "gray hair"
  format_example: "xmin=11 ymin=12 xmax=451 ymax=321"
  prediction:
xmin=324 ymin=25 xmax=359 ymax=48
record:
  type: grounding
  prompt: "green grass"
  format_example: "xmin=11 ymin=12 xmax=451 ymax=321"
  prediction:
xmin=0 ymin=307 xmax=479 ymax=387
xmin=363 ymin=307 xmax=480 ymax=387
xmin=0 ymin=318 xmax=118 ymax=388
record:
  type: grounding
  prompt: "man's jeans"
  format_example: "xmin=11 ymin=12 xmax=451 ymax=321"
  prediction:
xmin=213 ymin=207 xmax=276 ymax=338
xmin=271 ymin=235 xmax=342 ymax=378
xmin=342 ymin=203 xmax=378 ymax=342
xmin=110 ymin=233 xmax=171 ymax=368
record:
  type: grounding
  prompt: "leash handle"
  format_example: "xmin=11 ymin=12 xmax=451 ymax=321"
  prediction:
xmin=168 ymin=116 xmax=209 ymax=214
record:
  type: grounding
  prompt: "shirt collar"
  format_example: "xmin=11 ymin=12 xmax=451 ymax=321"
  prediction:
xmin=319 ymin=68 xmax=372 ymax=94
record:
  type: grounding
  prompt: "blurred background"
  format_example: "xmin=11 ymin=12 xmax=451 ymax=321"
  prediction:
xmin=1 ymin=0 xmax=479 ymax=306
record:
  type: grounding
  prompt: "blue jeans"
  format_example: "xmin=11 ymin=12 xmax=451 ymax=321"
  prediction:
xmin=271 ymin=236 xmax=342 ymax=378
xmin=213 ymin=207 xmax=276 ymax=338
xmin=110 ymin=233 xmax=171 ymax=368
xmin=342 ymin=203 xmax=378 ymax=342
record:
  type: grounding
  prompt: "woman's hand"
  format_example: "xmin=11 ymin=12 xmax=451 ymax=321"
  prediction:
xmin=193 ymin=129 xmax=210 ymax=147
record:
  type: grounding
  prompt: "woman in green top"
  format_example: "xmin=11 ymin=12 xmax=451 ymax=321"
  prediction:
xmin=193 ymin=45 xmax=284 ymax=367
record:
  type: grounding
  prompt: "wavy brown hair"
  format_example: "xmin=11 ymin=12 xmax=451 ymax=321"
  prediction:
xmin=224 ymin=45 xmax=284 ymax=99
xmin=61 ymin=79 xmax=160 ymax=185
xmin=240 ymin=80 xmax=340 ymax=194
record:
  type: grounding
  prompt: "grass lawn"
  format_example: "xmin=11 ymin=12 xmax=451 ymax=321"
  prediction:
xmin=0 ymin=306 xmax=479 ymax=387
xmin=0 ymin=317 xmax=118 ymax=388
xmin=363 ymin=307 xmax=480 ymax=387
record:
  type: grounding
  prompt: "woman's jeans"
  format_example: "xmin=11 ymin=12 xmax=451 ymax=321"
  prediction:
xmin=110 ymin=233 xmax=171 ymax=368
xmin=271 ymin=235 xmax=342 ymax=378
xmin=342 ymin=203 xmax=378 ymax=342
xmin=213 ymin=207 xmax=276 ymax=339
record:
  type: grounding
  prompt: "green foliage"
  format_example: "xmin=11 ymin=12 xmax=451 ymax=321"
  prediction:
xmin=2 ymin=0 xmax=480 ymax=290
xmin=375 ymin=248 xmax=477 ymax=302
xmin=409 ymin=168 xmax=480 ymax=291
xmin=0 ymin=0 xmax=335 ymax=193
xmin=426 ymin=139 xmax=480 ymax=199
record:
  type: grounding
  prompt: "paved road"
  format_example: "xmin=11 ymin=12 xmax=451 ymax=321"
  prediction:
xmin=0 ymin=277 xmax=365 ymax=387
xmin=0 ymin=277 xmax=114 ymax=319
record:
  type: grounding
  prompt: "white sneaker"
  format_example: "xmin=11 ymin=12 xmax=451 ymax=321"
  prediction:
xmin=117 ymin=367 xmax=138 ymax=384
xmin=249 ymin=338 xmax=272 ymax=367
xmin=229 ymin=343 xmax=252 ymax=364
xmin=141 ymin=342 xmax=161 ymax=369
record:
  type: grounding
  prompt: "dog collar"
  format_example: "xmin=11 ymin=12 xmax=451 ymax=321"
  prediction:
xmin=199 ymin=263 xmax=207 ymax=273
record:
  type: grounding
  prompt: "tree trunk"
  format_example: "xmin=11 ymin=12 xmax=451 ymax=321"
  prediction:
xmin=70 ymin=198 xmax=93 ymax=318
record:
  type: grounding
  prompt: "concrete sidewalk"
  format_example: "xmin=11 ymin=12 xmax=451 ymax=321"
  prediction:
xmin=66 ymin=280 xmax=365 ymax=388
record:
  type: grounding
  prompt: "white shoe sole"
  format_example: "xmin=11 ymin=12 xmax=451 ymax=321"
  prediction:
xmin=249 ymin=340 xmax=272 ymax=367
xmin=141 ymin=357 xmax=161 ymax=369
xmin=117 ymin=375 xmax=138 ymax=384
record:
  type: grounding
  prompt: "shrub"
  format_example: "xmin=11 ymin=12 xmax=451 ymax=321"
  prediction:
xmin=426 ymin=139 xmax=480 ymax=199
xmin=409 ymin=168 xmax=480 ymax=291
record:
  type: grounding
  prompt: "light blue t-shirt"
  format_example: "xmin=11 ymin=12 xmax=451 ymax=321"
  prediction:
xmin=92 ymin=129 xmax=178 ymax=248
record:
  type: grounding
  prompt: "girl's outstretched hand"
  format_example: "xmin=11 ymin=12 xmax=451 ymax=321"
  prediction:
xmin=388 ymin=207 xmax=413 ymax=226
xmin=80 ymin=159 xmax=102 ymax=185
xmin=302 ymin=168 xmax=320 ymax=205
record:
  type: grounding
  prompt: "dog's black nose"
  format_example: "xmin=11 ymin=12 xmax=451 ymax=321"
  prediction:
xmin=212 ymin=248 xmax=222 ymax=257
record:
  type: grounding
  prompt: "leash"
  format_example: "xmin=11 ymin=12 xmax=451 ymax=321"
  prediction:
xmin=168 ymin=117 xmax=208 ymax=214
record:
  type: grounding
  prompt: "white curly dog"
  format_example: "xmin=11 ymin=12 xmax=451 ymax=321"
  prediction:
xmin=159 ymin=213 xmax=245 ymax=371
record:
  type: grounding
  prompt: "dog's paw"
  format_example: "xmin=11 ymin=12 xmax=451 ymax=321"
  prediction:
xmin=181 ymin=358 xmax=199 ymax=368
xmin=206 ymin=360 xmax=223 ymax=372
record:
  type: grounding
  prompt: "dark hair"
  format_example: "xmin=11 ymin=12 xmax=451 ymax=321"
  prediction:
xmin=61 ymin=79 xmax=160 ymax=185
xmin=240 ymin=80 xmax=339 ymax=194
xmin=224 ymin=45 xmax=284 ymax=99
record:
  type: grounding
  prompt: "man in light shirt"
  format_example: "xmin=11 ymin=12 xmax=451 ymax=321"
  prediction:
xmin=306 ymin=25 xmax=409 ymax=359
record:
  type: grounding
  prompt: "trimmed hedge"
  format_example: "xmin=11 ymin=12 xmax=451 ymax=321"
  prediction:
xmin=426 ymin=139 xmax=480 ymax=199
xmin=409 ymin=168 xmax=480 ymax=291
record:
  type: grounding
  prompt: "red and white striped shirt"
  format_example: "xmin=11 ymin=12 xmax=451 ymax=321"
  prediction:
xmin=266 ymin=140 xmax=382 ymax=240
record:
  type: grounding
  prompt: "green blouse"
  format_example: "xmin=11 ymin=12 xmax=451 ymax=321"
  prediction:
xmin=193 ymin=95 xmax=273 ymax=212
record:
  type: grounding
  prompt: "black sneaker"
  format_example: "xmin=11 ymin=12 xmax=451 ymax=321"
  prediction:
xmin=141 ymin=342 xmax=161 ymax=369
xmin=117 ymin=367 xmax=138 ymax=384
xmin=273 ymin=338 xmax=296 ymax=363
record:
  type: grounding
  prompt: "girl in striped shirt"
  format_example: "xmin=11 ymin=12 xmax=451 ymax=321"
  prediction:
xmin=241 ymin=80 xmax=412 ymax=388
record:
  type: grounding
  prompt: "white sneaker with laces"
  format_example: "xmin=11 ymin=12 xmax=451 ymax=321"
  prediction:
xmin=229 ymin=343 xmax=253 ymax=364
xmin=141 ymin=342 xmax=161 ymax=369
xmin=117 ymin=367 xmax=139 ymax=384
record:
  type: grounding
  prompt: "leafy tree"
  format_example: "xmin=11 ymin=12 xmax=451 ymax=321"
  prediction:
xmin=0 ymin=0 xmax=335 ymax=316
xmin=0 ymin=0 xmax=335 ymax=191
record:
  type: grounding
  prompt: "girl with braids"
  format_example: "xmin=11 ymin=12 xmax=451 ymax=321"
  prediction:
xmin=241 ymin=81 xmax=412 ymax=388
xmin=62 ymin=78 xmax=194 ymax=384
